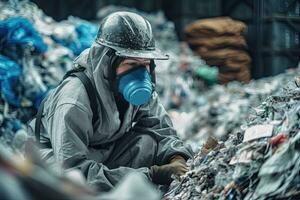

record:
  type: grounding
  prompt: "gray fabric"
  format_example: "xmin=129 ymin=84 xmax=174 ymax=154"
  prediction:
xmin=29 ymin=42 xmax=193 ymax=192
xmin=104 ymin=133 xmax=157 ymax=169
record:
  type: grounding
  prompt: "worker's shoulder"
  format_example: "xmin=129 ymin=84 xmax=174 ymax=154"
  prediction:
xmin=45 ymin=76 xmax=91 ymax=113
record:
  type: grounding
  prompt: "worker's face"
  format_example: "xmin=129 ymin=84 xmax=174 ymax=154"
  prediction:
xmin=116 ymin=58 xmax=153 ymax=105
xmin=116 ymin=58 xmax=151 ymax=75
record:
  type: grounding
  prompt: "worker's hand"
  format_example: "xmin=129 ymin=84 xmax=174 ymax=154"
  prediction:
xmin=169 ymin=155 xmax=188 ymax=175
xmin=150 ymin=155 xmax=188 ymax=185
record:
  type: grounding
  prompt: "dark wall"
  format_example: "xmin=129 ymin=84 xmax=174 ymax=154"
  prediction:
xmin=30 ymin=0 xmax=163 ymax=21
xmin=30 ymin=0 xmax=99 ymax=20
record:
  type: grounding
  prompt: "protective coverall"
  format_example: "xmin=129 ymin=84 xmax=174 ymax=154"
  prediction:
xmin=28 ymin=43 xmax=193 ymax=192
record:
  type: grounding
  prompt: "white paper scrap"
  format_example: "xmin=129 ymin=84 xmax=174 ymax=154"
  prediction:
xmin=243 ymin=124 xmax=274 ymax=142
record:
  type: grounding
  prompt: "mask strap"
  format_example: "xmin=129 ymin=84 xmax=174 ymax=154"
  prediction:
xmin=150 ymin=59 xmax=156 ymax=84
xmin=109 ymin=54 xmax=124 ymax=96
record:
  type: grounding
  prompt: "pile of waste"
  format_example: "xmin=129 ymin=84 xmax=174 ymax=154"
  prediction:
xmin=165 ymin=67 xmax=300 ymax=199
xmin=0 ymin=1 xmax=98 ymax=157
xmin=169 ymin=68 xmax=297 ymax=152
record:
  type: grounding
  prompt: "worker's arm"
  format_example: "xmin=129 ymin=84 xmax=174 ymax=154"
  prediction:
xmin=133 ymin=91 xmax=194 ymax=166
xmin=47 ymin=103 xmax=150 ymax=192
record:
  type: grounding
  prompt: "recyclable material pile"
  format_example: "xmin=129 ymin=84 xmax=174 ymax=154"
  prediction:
xmin=165 ymin=67 xmax=300 ymax=200
xmin=169 ymin=69 xmax=296 ymax=151
xmin=0 ymin=0 xmax=98 ymax=151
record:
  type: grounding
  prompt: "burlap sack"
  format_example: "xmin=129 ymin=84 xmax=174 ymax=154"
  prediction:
xmin=185 ymin=17 xmax=247 ymax=38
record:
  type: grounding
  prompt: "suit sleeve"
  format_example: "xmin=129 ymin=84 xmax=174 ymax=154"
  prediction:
xmin=133 ymin=92 xmax=194 ymax=165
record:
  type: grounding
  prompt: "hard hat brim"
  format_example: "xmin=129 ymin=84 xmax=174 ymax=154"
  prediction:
xmin=97 ymin=40 xmax=169 ymax=60
xmin=114 ymin=47 xmax=169 ymax=60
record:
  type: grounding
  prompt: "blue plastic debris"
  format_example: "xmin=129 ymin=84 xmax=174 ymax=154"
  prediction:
xmin=52 ymin=22 xmax=97 ymax=55
xmin=0 ymin=17 xmax=48 ymax=58
xmin=0 ymin=55 xmax=21 ymax=107
xmin=6 ymin=118 xmax=22 ymax=133
xmin=75 ymin=22 xmax=98 ymax=54
xmin=0 ymin=118 xmax=22 ymax=140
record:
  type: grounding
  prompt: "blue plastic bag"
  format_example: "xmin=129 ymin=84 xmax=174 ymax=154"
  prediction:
xmin=75 ymin=22 xmax=98 ymax=55
xmin=1 ymin=118 xmax=22 ymax=139
xmin=52 ymin=21 xmax=97 ymax=55
xmin=0 ymin=55 xmax=21 ymax=107
xmin=0 ymin=17 xmax=48 ymax=57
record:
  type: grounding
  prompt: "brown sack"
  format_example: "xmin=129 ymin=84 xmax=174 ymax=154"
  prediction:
xmin=196 ymin=48 xmax=251 ymax=63
xmin=224 ymin=58 xmax=251 ymax=69
xmin=218 ymin=64 xmax=249 ymax=73
xmin=218 ymin=72 xmax=236 ymax=84
xmin=218 ymin=70 xmax=251 ymax=84
xmin=185 ymin=17 xmax=247 ymax=37
xmin=236 ymin=69 xmax=251 ymax=83
xmin=186 ymin=35 xmax=247 ymax=49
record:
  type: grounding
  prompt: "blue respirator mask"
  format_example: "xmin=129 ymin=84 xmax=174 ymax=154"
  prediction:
xmin=117 ymin=65 xmax=153 ymax=106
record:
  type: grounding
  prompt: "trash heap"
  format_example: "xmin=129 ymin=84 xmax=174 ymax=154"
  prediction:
xmin=169 ymin=69 xmax=296 ymax=152
xmin=0 ymin=0 xmax=98 ymax=151
xmin=165 ymin=67 xmax=300 ymax=200
xmin=185 ymin=17 xmax=251 ymax=84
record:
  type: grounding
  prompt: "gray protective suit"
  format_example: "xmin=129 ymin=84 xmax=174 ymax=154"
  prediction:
xmin=29 ymin=43 xmax=193 ymax=192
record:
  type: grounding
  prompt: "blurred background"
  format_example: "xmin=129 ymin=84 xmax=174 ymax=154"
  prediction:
xmin=31 ymin=0 xmax=300 ymax=78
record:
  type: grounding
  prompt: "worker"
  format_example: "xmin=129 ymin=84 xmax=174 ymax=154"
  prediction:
xmin=29 ymin=11 xmax=193 ymax=192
